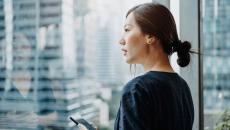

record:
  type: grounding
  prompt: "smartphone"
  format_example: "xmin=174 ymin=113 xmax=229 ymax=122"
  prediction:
xmin=70 ymin=116 xmax=96 ymax=130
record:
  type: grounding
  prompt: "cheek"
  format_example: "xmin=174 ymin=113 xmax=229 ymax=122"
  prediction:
xmin=129 ymin=34 xmax=145 ymax=52
xmin=126 ymin=46 xmax=147 ymax=64
xmin=131 ymin=44 xmax=147 ymax=59
xmin=126 ymin=35 xmax=147 ymax=61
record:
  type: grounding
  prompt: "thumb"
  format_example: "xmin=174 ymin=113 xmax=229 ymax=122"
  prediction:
xmin=78 ymin=124 xmax=88 ymax=130
xmin=89 ymin=122 xmax=98 ymax=130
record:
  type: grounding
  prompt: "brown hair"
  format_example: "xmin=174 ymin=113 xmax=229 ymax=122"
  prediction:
xmin=126 ymin=3 xmax=193 ymax=67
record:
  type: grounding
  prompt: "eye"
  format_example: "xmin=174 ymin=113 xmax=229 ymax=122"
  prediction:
xmin=124 ymin=28 xmax=130 ymax=32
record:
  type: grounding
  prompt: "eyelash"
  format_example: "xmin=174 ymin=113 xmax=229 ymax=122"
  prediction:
xmin=124 ymin=29 xmax=129 ymax=32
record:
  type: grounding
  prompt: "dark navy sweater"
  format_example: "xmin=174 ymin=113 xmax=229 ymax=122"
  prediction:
xmin=114 ymin=71 xmax=194 ymax=130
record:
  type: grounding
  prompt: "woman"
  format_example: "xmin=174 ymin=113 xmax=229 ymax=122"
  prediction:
xmin=114 ymin=3 xmax=194 ymax=130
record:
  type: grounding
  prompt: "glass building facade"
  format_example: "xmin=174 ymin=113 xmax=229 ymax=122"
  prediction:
xmin=2 ymin=0 xmax=229 ymax=129
xmin=0 ymin=0 xmax=151 ymax=129
xmin=0 ymin=0 xmax=6 ymax=96
xmin=0 ymin=0 xmax=100 ymax=129
xmin=203 ymin=0 xmax=230 ymax=129
xmin=203 ymin=0 xmax=230 ymax=110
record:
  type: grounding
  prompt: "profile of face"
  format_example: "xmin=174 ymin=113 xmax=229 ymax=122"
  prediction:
xmin=119 ymin=12 xmax=150 ymax=64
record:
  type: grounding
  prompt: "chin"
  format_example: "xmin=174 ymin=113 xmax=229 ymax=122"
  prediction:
xmin=124 ymin=58 xmax=130 ymax=64
xmin=125 ymin=57 xmax=135 ymax=64
xmin=126 ymin=60 xmax=132 ymax=64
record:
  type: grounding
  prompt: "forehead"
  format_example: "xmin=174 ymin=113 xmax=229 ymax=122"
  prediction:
xmin=125 ymin=12 xmax=137 ymax=26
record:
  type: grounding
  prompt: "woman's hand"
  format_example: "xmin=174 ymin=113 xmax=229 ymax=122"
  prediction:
xmin=78 ymin=123 xmax=98 ymax=130
xmin=78 ymin=124 xmax=89 ymax=130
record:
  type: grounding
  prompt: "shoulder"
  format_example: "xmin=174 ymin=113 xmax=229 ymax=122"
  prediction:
xmin=122 ymin=71 xmax=184 ymax=96
xmin=122 ymin=72 xmax=160 ymax=96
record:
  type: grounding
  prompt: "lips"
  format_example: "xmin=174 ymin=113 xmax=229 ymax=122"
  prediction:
xmin=122 ymin=48 xmax=127 ymax=55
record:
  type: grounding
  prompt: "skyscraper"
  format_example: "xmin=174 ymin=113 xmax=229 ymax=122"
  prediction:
xmin=0 ymin=0 xmax=100 ymax=129
xmin=0 ymin=0 xmax=6 ymax=95
xmin=203 ymin=0 xmax=230 ymax=129
xmin=203 ymin=0 xmax=230 ymax=110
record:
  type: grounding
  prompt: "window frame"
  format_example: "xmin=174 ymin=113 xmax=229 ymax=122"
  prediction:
xmin=153 ymin=0 xmax=203 ymax=129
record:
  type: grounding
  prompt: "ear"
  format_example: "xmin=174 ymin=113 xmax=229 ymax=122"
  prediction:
xmin=145 ymin=35 xmax=156 ymax=45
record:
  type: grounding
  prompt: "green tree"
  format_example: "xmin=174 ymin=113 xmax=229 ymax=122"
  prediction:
xmin=215 ymin=109 xmax=230 ymax=130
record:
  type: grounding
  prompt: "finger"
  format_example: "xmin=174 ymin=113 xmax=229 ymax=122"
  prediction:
xmin=78 ymin=124 xmax=88 ymax=130
xmin=89 ymin=123 xmax=97 ymax=130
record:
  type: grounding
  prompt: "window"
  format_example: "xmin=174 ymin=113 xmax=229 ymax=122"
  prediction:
xmin=0 ymin=0 xmax=151 ymax=130
xmin=202 ymin=0 xmax=230 ymax=129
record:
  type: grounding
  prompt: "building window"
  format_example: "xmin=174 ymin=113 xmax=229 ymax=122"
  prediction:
xmin=202 ymin=0 xmax=230 ymax=129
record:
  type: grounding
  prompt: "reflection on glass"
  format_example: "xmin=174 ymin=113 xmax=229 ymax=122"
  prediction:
xmin=203 ymin=0 xmax=230 ymax=129
xmin=0 ymin=33 xmax=38 ymax=129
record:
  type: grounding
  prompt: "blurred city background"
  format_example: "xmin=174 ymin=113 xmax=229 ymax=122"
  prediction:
xmin=202 ymin=0 xmax=230 ymax=129
xmin=0 ymin=0 xmax=229 ymax=130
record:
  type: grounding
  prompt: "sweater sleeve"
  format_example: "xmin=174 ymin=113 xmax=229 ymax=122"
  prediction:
xmin=118 ymin=83 xmax=152 ymax=130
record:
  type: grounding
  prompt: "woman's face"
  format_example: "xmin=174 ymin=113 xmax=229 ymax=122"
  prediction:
xmin=119 ymin=12 xmax=148 ymax=64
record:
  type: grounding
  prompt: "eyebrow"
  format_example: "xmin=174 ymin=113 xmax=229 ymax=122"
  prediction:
xmin=124 ymin=24 xmax=133 ymax=28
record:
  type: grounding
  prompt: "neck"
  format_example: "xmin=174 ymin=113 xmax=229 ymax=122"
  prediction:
xmin=142 ymin=49 xmax=174 ymax=73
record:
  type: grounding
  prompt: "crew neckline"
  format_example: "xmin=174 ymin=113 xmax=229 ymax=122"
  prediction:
xmin=147 ymin=70 xmax=178 ymax=75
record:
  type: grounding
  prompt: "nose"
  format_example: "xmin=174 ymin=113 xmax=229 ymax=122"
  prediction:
xmin=119 ymin=39 xmax=125 ymax=45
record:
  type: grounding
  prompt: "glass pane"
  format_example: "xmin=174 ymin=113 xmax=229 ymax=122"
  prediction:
xmin=0 ymin=0 xmax=151 ymax=130
xmin=202 ymin=0 xmax=230 ymax=129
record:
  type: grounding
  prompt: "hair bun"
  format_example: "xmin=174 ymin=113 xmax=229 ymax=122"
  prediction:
xmin=176 ymin=40 xmax=191 ymax=67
